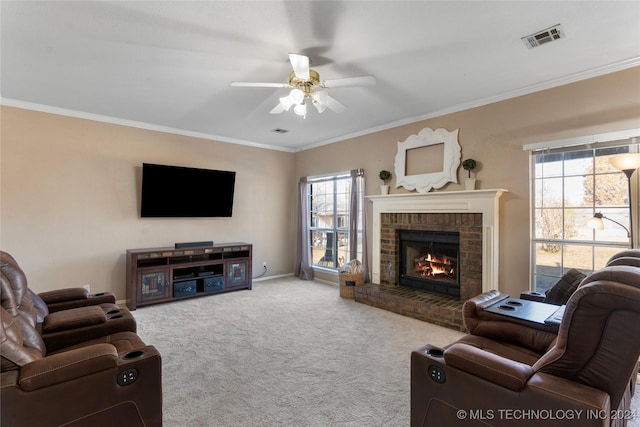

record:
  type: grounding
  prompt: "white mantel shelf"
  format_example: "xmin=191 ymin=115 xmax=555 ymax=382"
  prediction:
xmin=367 ymin=189 xmax=508 ymax=293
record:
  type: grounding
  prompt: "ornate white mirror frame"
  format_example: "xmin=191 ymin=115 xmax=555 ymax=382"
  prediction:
xmin=394 ymin=127 xmax=461 ymax=193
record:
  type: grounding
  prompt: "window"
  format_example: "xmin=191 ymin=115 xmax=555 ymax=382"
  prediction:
xmin=531 ymin=140 xmax=636 ymax=293
xmin=306 ymin=172 xmax=364 ymax=269
xmin=308 ymin=173 xmax=350 ymax=269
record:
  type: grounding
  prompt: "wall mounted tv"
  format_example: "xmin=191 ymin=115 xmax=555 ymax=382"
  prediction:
xmin=140 ymin=163 xmax=236 ymax=218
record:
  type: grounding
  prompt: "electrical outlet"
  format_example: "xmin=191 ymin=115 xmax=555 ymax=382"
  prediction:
xmin=263 ymin=261 xmax=267 ymax=268
xmin=83 ymin=284 xmax=91 ymax=293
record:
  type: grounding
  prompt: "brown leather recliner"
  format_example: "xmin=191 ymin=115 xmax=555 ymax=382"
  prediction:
xmin=1 ymin=303 xmax=162 ymax=426
xmin=411 ymin=265 xmax=640 ymax=427
xmin=1 ymin=250 xmax=117 ymax=312
xmin=606 ymin=249 xmax=640 ymax=268
xmin=1 ymin=252 xmax=137 ymax=352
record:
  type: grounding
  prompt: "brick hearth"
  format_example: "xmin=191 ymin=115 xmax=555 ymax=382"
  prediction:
xmin=353 ymin=213 xmax=481 ymax=331
xmin=354 ymin=283 xmax=465 ymax=331
xmin=365 ymin=190 xmax=507 ymax=331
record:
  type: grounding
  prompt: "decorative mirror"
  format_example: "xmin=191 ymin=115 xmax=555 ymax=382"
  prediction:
xmin=394 ymin=128 xmax=461 ymax=193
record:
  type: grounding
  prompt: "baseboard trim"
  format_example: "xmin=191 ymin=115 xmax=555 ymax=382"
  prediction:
xmin=253 ymin=272 xmax=294 ymax=282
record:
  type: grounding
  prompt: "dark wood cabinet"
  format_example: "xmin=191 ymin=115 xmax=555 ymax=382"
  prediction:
xmin=126 ymin=243 xmax=252 ymax=310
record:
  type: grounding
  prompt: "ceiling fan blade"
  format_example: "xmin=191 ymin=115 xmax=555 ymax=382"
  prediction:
xmin=323 ymin=75 xmax=376 ymax=88
xmin=231 ymin=82 xmax=289 ymax=88
xmin=288 ymin=53 xmax=310 ymax=80
xmin=269 ymin=103 xmax=285 ymax=114
xmin=325 ymin=95 xmax=347 ymax=113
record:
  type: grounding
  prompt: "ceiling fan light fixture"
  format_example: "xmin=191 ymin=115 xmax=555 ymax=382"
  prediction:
xmin=294 ymin=102 xmax=307 ymax=117
xmin=231 ymin=53 xmax=375 ymax=117
xmin=289 ymin=88 xmax=305 ymax=104
xmin=312 ymin=89 xmax=328 ymax=103
xmin=313 ymin=100 xmax=327 ymax=113
xmin=311 ymin=89 xmax=328 ymax=113
xmin=279 ymin=95 xmax=294 ymax=111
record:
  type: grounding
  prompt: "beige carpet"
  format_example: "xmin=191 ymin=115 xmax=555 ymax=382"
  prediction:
xmin=133 ymin=277 xmax=639 ymax=427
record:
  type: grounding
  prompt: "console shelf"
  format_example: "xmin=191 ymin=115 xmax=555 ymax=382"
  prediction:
xmin=126 ymin=242 xmax=252 ymax=310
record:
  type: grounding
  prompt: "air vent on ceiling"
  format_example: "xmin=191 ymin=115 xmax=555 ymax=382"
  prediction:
xmin=272 ymin=128 xmax=289 ymax=134
xmin=522 ymin=24 xmax=565 ymax=49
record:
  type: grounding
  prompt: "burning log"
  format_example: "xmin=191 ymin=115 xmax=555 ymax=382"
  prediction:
xmin=414 ymin=253 xmax=456 ymax=279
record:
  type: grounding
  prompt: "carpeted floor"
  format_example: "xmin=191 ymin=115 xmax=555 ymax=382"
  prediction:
xmin=133 ymin=277 xmax=462 ymax=426
xmin=133 ymin=277 xmax=639 ymax=427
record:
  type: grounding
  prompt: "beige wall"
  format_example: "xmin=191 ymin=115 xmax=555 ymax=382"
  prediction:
xmin=1 ymin=107 xmax=295 ymax=298
xmin=295 ymin=67 xmax=640 ymax=296
xmin=2 ymin=67 xmax=639 ymax=301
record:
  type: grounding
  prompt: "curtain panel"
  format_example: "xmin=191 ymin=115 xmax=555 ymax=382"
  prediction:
xmin=295 ymin=177 xmax=313 ymax=280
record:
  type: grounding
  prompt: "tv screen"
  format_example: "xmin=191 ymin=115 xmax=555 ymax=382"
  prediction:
xmin=140 ymin=163 xmax=235 ymax=218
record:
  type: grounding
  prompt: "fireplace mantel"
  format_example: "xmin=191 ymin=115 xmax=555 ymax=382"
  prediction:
xmin=368 ymin=189 xmax=508 ymax=293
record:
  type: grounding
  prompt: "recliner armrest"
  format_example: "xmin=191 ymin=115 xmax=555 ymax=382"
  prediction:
xmin=463 ymin=290 xmax=558 ymax=353
xmin=46 ymin=292 xmax=117 ymax=312
xmin=38 ymin=288 xmax=89 ymax=304
xmin=444 ymin=342 xmax=535 ymax=391
xmin=42 ymin=305 xmax=106 ymax=333
xmin=39 ymin=289 xmax=116 ymax=312
xmin=18 ymin=343 xmax=118 ymax=391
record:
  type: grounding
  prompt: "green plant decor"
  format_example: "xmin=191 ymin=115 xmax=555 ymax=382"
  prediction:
xmin=379 ymin=170 xmax=392 ymax=184
xmin=462 ymin=159 xmax=477 ymax=178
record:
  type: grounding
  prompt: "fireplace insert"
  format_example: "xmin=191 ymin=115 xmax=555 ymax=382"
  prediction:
xmin=398 ymin=230 xmax=460 ymax=296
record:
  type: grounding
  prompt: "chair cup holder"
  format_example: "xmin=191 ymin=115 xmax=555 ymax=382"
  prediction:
xmin=424 ymin=345 xmax=445 ymax=357
xmin=426 ymin=348 xmax=444 ymax=357
xmin=106 ymin=309 xmax=124 ymax=319
xmin=123 ymin=350 xmax=145 ymax=360
xmin=94 ymin=292 xmax=108 ymax=296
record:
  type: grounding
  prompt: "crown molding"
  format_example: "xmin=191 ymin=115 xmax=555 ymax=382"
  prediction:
xmin=296 ymin=57 xmax=640 ymax=152
xmin=0 ymin=98 xmax=297 ymax=153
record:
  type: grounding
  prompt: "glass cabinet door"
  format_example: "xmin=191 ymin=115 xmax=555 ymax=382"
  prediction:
xmin=227 ymin=260 xmax=249 ymax=287
xmin=138 ymin=268 xmax=171 ymax=302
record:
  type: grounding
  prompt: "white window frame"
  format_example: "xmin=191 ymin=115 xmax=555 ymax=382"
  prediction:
xmin=307 ymin=172 xmax=352 ymax=270
xmin=526 ymin=129 xmax=640 ymax=293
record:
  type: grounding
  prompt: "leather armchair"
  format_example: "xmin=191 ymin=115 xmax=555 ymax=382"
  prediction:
xmin=1 ymin=250 xmax=117 ymax=312
xmin=411 ymin=266 xmax=640 ymax=427
xmin=1 ymin=304 xmax=162 ymax=427
xmin=1 ymin=251 xmax=137 ymax=352
xmin=606 ymin=249 xmax=640 ymax=267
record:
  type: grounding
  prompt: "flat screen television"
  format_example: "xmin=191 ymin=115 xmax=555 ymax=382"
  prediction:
xmin=140 ymin=163 xmax=236 ymax=218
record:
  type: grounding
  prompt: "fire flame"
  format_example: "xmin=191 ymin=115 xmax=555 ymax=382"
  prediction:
xmin=415 ymin=253 xmax=456 ymax=278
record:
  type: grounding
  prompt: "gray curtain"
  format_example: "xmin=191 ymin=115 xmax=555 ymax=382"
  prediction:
xmin=295 ymin=177 xmax=314 ymax=280
xmin=349 ymin=169 xmax=370 ymax=282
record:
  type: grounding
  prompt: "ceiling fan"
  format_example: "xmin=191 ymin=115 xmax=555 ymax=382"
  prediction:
xmin=230 ymin=53 xmax=376 ymax=117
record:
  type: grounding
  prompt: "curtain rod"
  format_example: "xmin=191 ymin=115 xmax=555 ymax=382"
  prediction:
xmin=522 ymin=128 xmax=640 ymax=152
xmin=304 ymin=169 xmax=364 ymax=183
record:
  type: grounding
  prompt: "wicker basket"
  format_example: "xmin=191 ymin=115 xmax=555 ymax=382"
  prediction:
xmin=339 ymin=272 xmax=364 ymax=298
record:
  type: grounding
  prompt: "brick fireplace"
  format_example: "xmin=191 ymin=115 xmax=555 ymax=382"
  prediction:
xmin=384 ymin=213 xmax=482 ymax=300
xmin=355 ymin=189 xmax=507 ymax=330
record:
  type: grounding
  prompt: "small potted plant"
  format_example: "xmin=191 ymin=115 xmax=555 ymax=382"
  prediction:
xmin=462 ymin=159 xmax=477 ymax=190
xmin=379 ymin=170 xmax=392 ymax=194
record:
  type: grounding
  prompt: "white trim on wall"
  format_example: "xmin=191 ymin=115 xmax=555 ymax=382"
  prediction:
xmin=522 ymin=128 xmax=640 ymax=152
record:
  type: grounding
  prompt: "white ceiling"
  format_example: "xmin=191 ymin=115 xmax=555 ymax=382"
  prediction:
xmin=2 ymin=1 xmax=639 ymax=152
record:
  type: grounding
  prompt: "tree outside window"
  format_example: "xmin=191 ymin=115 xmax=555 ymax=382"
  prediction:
xmin=532 ymin=144 xmax=632 ymax=293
